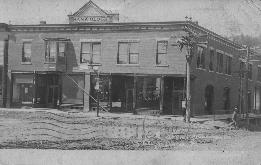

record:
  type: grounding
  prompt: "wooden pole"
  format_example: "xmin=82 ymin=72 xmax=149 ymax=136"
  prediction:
xmin=186 ymin=49 xmax=192 ymax=123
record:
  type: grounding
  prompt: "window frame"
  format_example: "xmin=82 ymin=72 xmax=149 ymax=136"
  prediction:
xmin=156 ymin=40 xmax=168 ymax=65
xmin=224 ymin=55 xmax=232 ymax=75
xmin=209 ymin=49 xmax=215 ymax=71
xmin=22 ymin=42 xmax=32 ymax=63
xmin=258 ymin=66 xmax=261 ymax=82
xmin=45 ymin=40 xmax=67 ymax=64
xmin=80 ymin=42 xmax=101 ymax=64
xmin=216 ymin=51 xmax=223 ymax=73
xmin=117 ymin=41 xmax=140 ymax=65
xmin=196 ymin=46 xmax=205 ymax=69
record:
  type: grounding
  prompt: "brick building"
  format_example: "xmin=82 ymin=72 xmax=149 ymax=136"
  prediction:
xmin=0 ymin=1 xmax=260 ymax=115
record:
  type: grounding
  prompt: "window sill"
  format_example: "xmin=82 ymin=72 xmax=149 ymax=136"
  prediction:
xmin=116 ymin=64 xmax=140 ymax=67
xmin=44 ymin=62 xmax=56 ymax=64
xmin=80 ymin=63 xmax=102 ymax=66
xmin=155 ymin=65 xmax=169 ymax=67
xmin=21 ymin=62 xmax=32 ymax=65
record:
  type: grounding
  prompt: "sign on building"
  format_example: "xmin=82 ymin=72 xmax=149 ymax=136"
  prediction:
xmin=68 ymin=0 xmax=119 ymax=24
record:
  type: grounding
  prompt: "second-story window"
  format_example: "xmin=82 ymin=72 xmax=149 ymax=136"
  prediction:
xmin=209 ymin=49 xmax=214 ymax=71
xmin=248 ymin=63 xmax=252 ymax=80
xmin=258 ymin=67 xmax=261 ymax=82
xmin=156 ymin=40 xmax=168 ymax=65
xmin=22 ymin=42 xmax=31 ymax=63
xmin=45 ymin=40 xmax=67 ymax=63
xmin=224 ymin=55 xmax=232 ymax=75
xmin=117 ymin=42 xmax=139 ymax=64
xmin=216 ymin=52 xmax=223 ymax=73
xmin=45 ymin=41 xmax=56 ymax=63
xmin=196 ymin=46 xmax=205 ymax=69
xmin=80 ymin=42 xmax=101 ymax=64
xmin=240 ymin=61 xmax=246 ymax=78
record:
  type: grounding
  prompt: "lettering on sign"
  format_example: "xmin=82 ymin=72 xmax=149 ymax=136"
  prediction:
xmin=72 ymin=16 xmax=108 ymax=23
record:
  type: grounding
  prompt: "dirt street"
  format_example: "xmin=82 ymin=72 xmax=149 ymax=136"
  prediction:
xmin=0 ymin=109 xmax=260 ymax=151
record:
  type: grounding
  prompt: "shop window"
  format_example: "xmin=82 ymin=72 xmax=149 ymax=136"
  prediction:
xmin=80 ymin=42 xmax=101 ymax=64
xmin=12 ymin=74 xmax=34 ymax=104
xmin=196 ymin=46 xmax=205 ymax=69
xmin=209 ymin=49 xmax=214 ymax=71
xmin=136 ymin=77 xmax=160 ymax=109
xmin=225 ymin=55 xmax=232 ymax=75
xmin=156 ymin=40 xmax=168 ymax=65
xmin=216 ymin=52 xmax=223 ymax=73
xmin=22 ymin=42 xmax=31 ymax=63
xmin=45 ymin=40 xmax=67 ymax=63
xmin=117 ymin=42 xmax=139 ymax=64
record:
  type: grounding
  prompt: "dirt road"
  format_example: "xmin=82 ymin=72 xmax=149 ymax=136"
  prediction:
xmin=0 ymin=109 xmax=260 ymax=151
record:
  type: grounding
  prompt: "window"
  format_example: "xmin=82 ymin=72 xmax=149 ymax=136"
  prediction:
xmin=156 ymin=40 xmax=168 ymax=65
xmin=224 ymin=55 xmax=232 ymax=75
xmin=196 ymin=46 xmax=205 ymax=69
xmin=80 ymin=42 xmax=101 ymax=64
xmin=209 ymin=49 xmax=214 ymax=71
xmin=216 ymin=52 xmax=223 ymax=73
xmin=248 ymin=63 xmax=253 ymax=80
xmin=240 ymin=61 xmax=246 ymax=78
xmin=22 ymin=42 xmax=31 ymax=63
xmin=258 ymin=67 xmax=261 ymax=82
xmin=45 ymin=40 xmax=66 ymax=63
xmin=117 ymin=42 xmax=139 ymax=64
xmin=0 ymin=41 xmax=4 ymax=65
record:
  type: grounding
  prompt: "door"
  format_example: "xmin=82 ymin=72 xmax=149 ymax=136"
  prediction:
xmin=20 ymin=83 xmax=34 ymax=105
xmin=47 ymin=85 xmax=59 ymax=108
xmin=205 ymin=85 xmax=214 ymax=114
xmin=126 ymin=89 xmax=133 ymax=112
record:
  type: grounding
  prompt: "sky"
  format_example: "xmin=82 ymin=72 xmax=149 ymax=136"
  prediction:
xmin=0 ymin=0 xmax=261 ymax=37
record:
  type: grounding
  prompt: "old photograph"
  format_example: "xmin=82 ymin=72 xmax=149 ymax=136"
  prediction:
xmin=0 ymin=0 xmax=261 ymax=164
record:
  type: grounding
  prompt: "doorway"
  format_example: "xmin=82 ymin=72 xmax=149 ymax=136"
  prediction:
xmin=126 ymin=89 xmax=133 ymax=112
xmin=205 ymin=85 xmax=214 ymax=114
xmin=47 ymin=85 xmax=59 ymax=108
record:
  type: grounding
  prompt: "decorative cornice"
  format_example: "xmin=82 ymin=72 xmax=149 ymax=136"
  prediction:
xmin=8 ymin=21 xmax=245 ymax=50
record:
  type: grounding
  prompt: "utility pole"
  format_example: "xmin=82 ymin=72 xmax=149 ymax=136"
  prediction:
xmin=245 ymin=47 xmax=250 ymax=118
xmin=175 ymin=17 xmax=208 ymax=123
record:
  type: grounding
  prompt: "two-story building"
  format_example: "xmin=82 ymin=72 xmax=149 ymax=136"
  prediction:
xmin=0 ymin=0 xmax=260 ymax=115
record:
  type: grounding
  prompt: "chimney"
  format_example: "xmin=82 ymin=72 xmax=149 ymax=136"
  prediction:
xmin=40 ymin=21 xmax=46 ymax=25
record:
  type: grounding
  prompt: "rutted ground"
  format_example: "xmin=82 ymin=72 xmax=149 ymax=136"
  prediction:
xmin=0 ymin=110 xmax=259 ymax=150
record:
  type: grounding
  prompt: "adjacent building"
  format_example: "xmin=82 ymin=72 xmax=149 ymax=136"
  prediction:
xmin=0 ymin=1 xmax=260 ymax=115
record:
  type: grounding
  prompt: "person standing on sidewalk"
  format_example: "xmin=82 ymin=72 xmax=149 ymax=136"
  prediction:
xmin=229 ymin=106 xmax=239 ymax=128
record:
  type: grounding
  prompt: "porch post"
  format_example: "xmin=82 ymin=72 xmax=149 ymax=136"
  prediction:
xmin=83 ymin=73 xmax=91 ymax=112
xmin=33 ymin=71 xmax=37 ymax=107
xmin=160 ymin=75 xmax=164 ymax=114
xmin=108 ymin=74 xmax=112 ymax=111
xmin=133 ymin=74 xmax=137 ymax=112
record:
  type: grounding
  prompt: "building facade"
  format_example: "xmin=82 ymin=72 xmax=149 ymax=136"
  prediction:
xmin=0 ymin=1 xmax=260 ymax=115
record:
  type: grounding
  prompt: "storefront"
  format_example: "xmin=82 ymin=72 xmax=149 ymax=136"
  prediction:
xmin=89 ymin=74 xmax=185 ymax=115
xmin=11 ymin=72 xmax=62 ymax=108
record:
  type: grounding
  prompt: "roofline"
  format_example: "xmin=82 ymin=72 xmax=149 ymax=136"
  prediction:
xmin=8 ymin=20 xmax=244 ymax=49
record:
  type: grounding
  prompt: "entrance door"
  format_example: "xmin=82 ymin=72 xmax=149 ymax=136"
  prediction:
xmin=20 ymin=83 xmax=34 ymax=105
xmin=205 ymin=85 xmax=214 ymax=114
xmin=47 ymin=85 xmax=59 ymax=108
xmin=126 ymin=89 xmax=133 ymax=112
